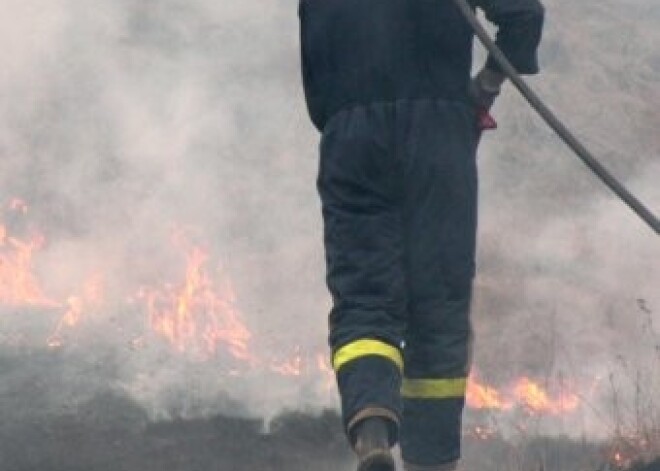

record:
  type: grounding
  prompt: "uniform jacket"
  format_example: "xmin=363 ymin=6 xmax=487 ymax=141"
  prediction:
xmin=299 ymin=0 xmax=545 ymax=131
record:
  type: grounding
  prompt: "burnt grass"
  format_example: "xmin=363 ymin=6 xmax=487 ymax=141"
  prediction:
xmin=2 ymin=395 xmax=659 ymax=471
xmin=0 ymin=402 xmax=352 ymax=471
xmin=1 ymin=350 xmax=659 ymax=471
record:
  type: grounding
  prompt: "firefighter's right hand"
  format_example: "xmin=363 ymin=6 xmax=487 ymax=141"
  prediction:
xmin=469 ymin=68 xmax=506 ymax=110
xmin=469 ymin=68 xmax=506 ymax=132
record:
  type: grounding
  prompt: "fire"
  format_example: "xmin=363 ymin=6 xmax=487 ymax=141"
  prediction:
xmin=0 ymin=200 xmax=253 ymax=363
xmin=513 ymin=376 xmax=579 ymax=414
xmin=136 ymin=231 xmax=251 ymax=361
xmin=0 ymin=216 xmax=58 ymax=307
xmin=47 ymin=274 xmax=105 ymax=348
xmin=0 ymin=197 xmax=589 ymax=419
xmin=467 ymin=374 xmax=580 ymax=415
xmin=467 ymin=378 xmax=514 ymax=411
xmin=606 ymin=431 xmax=660 ymax=469
xmin=614 ymin=452 xmax=624 ymax=465
xmin=466 ymin=425 xmax=499 ymax=441
xmin=268 ymin=350 xmax=335 ymax=387
xmin=270 ymin=347 xmax=303 ymax=376
xmin=0 ymin=198 xmax=108 ymax=347
xmin=47 ymin=297 xmax=84 ymax=348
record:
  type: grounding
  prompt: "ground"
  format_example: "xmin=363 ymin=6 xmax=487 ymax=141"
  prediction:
xmin=1 ymin=388 xmax=659 ymax=471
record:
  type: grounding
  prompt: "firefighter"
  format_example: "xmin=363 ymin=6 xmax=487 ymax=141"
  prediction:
xmin=298 ymin=0 xmax=544 ymax=470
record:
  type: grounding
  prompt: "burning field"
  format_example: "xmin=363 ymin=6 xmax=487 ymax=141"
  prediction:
xmin=1 ymin=198 xmax=659 ymax=470
xmin=1 ymin=0 xmax=660 ymax=469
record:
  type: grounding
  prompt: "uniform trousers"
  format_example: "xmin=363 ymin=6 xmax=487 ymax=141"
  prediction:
xmin=318 ymin=98 xmax=479 ymax=468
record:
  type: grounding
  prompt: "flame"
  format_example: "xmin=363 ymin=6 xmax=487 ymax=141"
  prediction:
xmin=606 ymin=431 xmax=660 ymax=469
xmin=268 ymin=349 xmax=335 ymax=385
xmin=136 ymin=232 xmax=251 ymax=360
xmin=513 ymin=377 xmax=579 ymax=414
xmin=1 ymin=199 xmax=106 ymax=347
xmin=0 ymin=197 xmax=596 ymax=419
xmin=608 ymin=445 xmax=637 ymax=470
xmin=466 ymin=425 xmax=498 ymax=441
xmin=0 ymin=201 xmax=252 ymax=363
xmin=47 ymin=297 xmax=84 ymax=348
xmin=270 ymin=348 xmax=303 ymax=376
xmin=0 ymin=202 xmax=58 ymax=307
xmin=467 ymin=378 xmax=514 ymax=411
xmin=316 ymin=353 xmax=335 ymax=390
xmin=47 ymin=274 xmax=105 ymax=348
xmin=466 ymin=373 xmax=580 ymax=415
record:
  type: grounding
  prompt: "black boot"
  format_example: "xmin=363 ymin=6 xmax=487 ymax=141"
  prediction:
xmin=352 ymin=417 xmax=395 ymax=471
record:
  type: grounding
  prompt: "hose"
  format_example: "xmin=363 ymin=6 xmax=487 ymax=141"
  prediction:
xmin=453 ymin=0 xmax=660 ymax=235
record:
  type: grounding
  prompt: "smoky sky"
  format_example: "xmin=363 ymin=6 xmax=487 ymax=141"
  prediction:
xmin=0 ymin=0 xmax=659 ymax=436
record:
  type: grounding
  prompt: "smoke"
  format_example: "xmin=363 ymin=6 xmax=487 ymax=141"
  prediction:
xmin=471 ymin=0 xmax=660 ymax=437
xmin=0 ymin=0 xmax=327 ymax=418
xmin=0 ymin=0 xmax=658 ymax=439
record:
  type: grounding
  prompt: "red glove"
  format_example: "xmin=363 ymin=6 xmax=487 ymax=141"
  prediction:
xmin=470 ymin=68 xmax=505 ymax=133
xmin=477 ymin=107 xmax=498 ymax=132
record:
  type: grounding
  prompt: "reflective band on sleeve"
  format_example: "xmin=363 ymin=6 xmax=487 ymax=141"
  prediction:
xmin=401 ymin=378 xmax=467 ymax=399
xmin=332 ymin=339 xmax=404 ymax=371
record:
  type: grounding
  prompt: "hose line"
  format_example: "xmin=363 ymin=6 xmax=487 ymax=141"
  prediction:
xmin=453 ymin=0 xmax=660 ymax=235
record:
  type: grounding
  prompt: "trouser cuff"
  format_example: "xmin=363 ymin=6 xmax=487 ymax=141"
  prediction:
xmin=336 ymin=354 xmax=402 ymax=442
xmin=347 ymin=407 xmax=400 ymax=447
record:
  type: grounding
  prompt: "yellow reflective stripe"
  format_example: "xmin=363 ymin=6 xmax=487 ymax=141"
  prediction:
xmin=333 ymin=339 xmax=403 ymax=371
xmin=401 ymin=378 xmax=467 ymax=399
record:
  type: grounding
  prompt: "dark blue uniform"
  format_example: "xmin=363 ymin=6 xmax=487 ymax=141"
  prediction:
xmin=299 ymin=0 xmax=543 ymax=468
